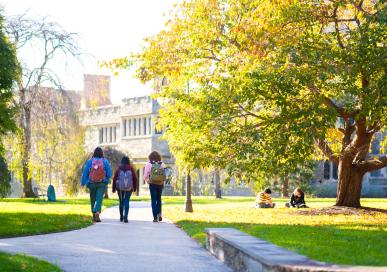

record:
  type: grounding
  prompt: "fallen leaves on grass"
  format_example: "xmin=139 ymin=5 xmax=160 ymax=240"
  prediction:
xmin=296 ymin=206 xmax=387 ymax=216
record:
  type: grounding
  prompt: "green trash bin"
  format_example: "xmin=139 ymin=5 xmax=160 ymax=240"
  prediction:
xmin=47 ymin=185 xmax=56 ymax=202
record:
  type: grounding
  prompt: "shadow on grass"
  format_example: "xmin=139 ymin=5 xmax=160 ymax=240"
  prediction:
xmin=0 ymin=198 xmax=119 ymax=207
xmin=175 ymin=219 xmax=387 ymax=267
xmin=0 ymin=212 xmax=93 ymax=238
xmin=0 ymin=252 xmax=62 ymax=272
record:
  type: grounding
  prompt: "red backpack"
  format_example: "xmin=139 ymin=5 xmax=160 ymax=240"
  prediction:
xmin=89 ymin=159 xmax=106 ymax=182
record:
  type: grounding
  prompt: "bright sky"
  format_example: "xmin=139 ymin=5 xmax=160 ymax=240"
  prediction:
xmin=1 ymin=0 xmax=178 ymax=104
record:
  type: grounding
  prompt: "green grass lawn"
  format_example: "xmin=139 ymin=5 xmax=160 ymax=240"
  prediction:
xmin=162 ymin=197 xmax=387 ymax=266
xmin=0 ymin=252 xmax=62 ymax=272
xmin=0 ymin=197 xmax=118 ymax=238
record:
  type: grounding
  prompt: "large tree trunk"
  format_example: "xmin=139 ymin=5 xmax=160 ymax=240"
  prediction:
xmin=335 ymin=119 xmax=371 ymax=208
xmin=214 ymin=169 xmax=222 ymax=199
xmin=281 ymin=174 xmax=289 ymax=197
xmin=21 ymin=98 xmax=34 ymax=197
xmin=336 ymin=157 xmax=364 ymax=207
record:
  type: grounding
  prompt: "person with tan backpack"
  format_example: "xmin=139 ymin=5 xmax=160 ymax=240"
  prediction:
xmin=144 ymin=151 xmax=166 ymax=222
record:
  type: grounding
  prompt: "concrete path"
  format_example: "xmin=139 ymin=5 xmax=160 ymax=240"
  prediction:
xmin=0 ymin=202 xmax=231 ymax=272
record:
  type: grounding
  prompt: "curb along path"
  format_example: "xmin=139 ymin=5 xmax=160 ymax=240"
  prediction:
xmin=0 ymin=202 xmax=231 ymax=272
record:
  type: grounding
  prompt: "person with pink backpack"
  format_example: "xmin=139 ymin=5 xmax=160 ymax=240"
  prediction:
xmin=81 ymin=147 xmax=112 ymax=222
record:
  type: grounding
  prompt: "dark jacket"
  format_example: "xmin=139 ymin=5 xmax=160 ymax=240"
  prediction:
xmin=290 ymin=192 xmax=305 ymax=207
xmin=112 ymin=164 xmax=138 ymax=193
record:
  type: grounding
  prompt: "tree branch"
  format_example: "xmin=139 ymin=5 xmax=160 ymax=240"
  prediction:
xmin=316 ymin=139 xmax=339 ymax=164
xmin=358 ymin=156 xmax=387 ymax=173
xmin=237 ymin=103 xmax=261 ymax=119
xmin=309 ymin=86 xmax=359 ymax=118
xmin=333 ymin=4 xmax=345 ymax=49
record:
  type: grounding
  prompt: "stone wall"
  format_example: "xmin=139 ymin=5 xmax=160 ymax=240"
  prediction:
xmin=205 ymin=228 xmax=387 ymax=272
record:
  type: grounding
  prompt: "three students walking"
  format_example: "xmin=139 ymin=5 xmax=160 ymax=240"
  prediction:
xmin=81 ymin=147 xmax=166 ymax=223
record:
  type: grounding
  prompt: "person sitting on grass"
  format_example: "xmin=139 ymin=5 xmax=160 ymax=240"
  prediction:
xmin=285 ymin=188 xmax=308 ymax=208
xmin=256 ymin=188 xmax=275 ymax=208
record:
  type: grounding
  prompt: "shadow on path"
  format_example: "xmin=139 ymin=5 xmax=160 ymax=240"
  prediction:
xmin=0 ymin=202 xmax=230 ymax=272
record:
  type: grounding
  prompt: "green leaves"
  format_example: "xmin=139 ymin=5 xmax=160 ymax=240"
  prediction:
xmin=126 ymin=0 xmax=386 ymax=184
xmin=0 ymin=13 xmax=19 ymax=147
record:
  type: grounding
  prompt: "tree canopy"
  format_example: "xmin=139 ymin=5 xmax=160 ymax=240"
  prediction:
xmin=0 ymin=12 xmax=19 ymax=153
xmin=112 ymin=0 xmax=386 ymax=206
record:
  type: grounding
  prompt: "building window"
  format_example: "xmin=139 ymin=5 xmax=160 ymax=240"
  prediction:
xmin=371 ymin=139 xmax=380 ymax=155
xmin=148 ymin=117 xmax=152 ymax=135
xmin=99 ymin=125 xmax=117 ymax=143
xmin=370 ymin=169 xmax=382 ymax=177
xmin=144 ymin=118 xmax=147 ymax=135
xmin=123 ymin=120 xmax=126 ymax=137
xmin=99 ymin=128 xmax=103 ymax=144
xmin=332 ymin=163 xmax=338 ymax=180
xmin=323 ymin=161 xmax=330 ymax=179
xmin=133 ymin=119 xmax=137 ymax=136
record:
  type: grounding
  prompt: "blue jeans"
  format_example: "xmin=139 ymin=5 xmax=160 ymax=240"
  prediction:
xmin=118 ymin=190 xmax=132 ymax=219
xmin=149 ymin=184 xmax=163 ymax=220
xmin=88 ymin=182 xmax=107 ymax=213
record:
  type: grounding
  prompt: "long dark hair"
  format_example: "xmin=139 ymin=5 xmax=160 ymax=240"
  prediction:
xmin=93 ymin=147 xmax=104 ymax=158
xmin=121 ymin=156 xmax=130 ymax=166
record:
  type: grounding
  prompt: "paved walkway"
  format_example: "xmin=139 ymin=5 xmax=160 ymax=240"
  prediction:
xmin=0 ymin=202 xmax=231 ymax=272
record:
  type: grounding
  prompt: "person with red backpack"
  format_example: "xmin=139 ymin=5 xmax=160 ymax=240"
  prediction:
xmin=81 ymin=147 xmax=112 ymax=222
xmin=144 ymin=151 xmax=166 ymax=222
xmin=112 ymin=156 xmax=138 ymax=223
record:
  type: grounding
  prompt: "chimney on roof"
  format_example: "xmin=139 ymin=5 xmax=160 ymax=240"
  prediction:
xmin=82 ymin=74 xmax=111 ymax=108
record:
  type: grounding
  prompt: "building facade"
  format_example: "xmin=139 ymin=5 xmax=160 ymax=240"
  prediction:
xmin=79 ymin=96 xmax=173 ymax=194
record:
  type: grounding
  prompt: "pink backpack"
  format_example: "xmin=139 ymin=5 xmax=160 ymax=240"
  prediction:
xmin=89 ymin=159 xmax=106 ymax=182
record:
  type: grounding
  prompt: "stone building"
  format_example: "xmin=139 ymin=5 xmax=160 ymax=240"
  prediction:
xmin=79 ymin=95 xmax=173 ymax=195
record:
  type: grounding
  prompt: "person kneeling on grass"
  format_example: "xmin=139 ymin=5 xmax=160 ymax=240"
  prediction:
xmin=285 ymin=188 xmax=308 ymax=208
xmin=256 ymin=188 xmax=275 ymax=208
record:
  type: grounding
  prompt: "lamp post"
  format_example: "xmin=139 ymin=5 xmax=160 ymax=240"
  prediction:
xmin=185 ymin=169 xmax=193 ymax=212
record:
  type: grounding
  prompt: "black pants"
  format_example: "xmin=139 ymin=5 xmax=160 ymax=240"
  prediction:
xmin=286 ymin=202 xmax=308 ymax=208
xmin=149 ymin=184 xmax=163 ymax=220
